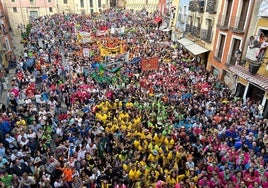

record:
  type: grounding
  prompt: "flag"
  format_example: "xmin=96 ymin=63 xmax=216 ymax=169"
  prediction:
xmin=97 ymin=64 xmax=105 ymax=76
xmin=141 ymin=57 xmax=159 ymax=71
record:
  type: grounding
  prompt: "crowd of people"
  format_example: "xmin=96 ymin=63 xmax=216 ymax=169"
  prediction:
xmin=0 ymin=8 xmax=268 ymax=188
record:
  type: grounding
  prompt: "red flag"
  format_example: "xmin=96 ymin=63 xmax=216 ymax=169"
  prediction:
xmin=141 ymin=57 xmax=159 ymax=71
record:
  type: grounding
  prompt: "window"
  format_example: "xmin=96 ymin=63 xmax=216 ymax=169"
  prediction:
xmin=98 ymin=0 xmax=101 ymax=8
xmin=197 ymin=17 xmax=201 ymax=27
xmin=11 ymin=0 xmax=15 ymax=2
xmin=224 ymin=0 xmax=233 ymax=26
xmin=30 ymin=0 xmax=34 ymax=3
xmin=48 ymin=0 xmax=51 ymax=2
xmin=49 ymin=7 xmax=53 ymax=12
xmin=89 ymin=0 xmax=93 ymax=8
xmin=236 ymin=0 xmax=250 ymax=31
xmin=64 ymin=0 xmax=67 ymax=4
xmin=90 ymin=9 xmax=94 ymax=14
xmin=216 ymin=34 xmax=226 ymax=60
xmin=80 ymin=0 xmax=84 ymax=8
xmin=13 ymin=7 xmax=17 ymax=12
xmin=229 ymin=38 xmax=241 ymax=65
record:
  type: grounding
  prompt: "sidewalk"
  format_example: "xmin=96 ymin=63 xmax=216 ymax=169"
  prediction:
xmin=0 ymin=30 xmax=23 ymax=106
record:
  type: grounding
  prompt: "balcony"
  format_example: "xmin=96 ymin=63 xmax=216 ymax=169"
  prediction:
xmin=189 ymin=0 xmax=204 ymax=12
xmin=185 ymin=24 xmax=192 ymax=33
xmin=191 ymin=26 xmax=201 ymax=38
xmin=201 ymin=29 xmax=212 ymax=43
xmin=206 ymin=0 xmax=217 ymax=14
xmin=226 ymin=55 xmax=237 ymax=67
xmin=178 ymin=14 xmax=185 ymax=23
xmin=230 ymin=16 xmax=246 ymax=34
xmin=198 ymin=0 xmax=205 ymax=13
xmin=189 ymin=1 xmax=196 ymax=11
xmin=217 ymin=15 xmax=229 ymax=30
xmin=214 ymin=47 xmax=223 ymax=62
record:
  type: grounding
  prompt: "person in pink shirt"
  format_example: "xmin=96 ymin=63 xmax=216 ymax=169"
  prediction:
xmin=231 ymin=170 xmax=244 ymax=188
xmin=198 ymin=176 xmax=211 ymax=188
xmin=243 ymin=167 xmax=256 ymax=187
xmin=218 ymin=168 xmax=232 ymax=186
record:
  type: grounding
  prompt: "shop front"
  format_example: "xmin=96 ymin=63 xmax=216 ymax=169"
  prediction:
xmin=229 ymin=65 xmax=268 ymax=118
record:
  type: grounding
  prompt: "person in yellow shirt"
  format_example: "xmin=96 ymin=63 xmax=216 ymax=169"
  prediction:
xmin=128 ymin=164 xmax=137 ymax=181
xmin=147 ymin=169 xmax=158 ymax=187
xmin=153 ymin=132 xmax=164 ymax=146
xmin=166 ymin=170 xmax=179 ymax=186
xmin=164 ymin=135 xmax=175 ymax=149
xmin=147 ymin=149 xmax=159 ymax=163
xmin=125 ymin=101 xmax=134 ymax=109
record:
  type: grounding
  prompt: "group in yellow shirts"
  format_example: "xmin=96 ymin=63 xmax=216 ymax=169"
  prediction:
xmin=94 ymin=99 xmax=199 ymax=187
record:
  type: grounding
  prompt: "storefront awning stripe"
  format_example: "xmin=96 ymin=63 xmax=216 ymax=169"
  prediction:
xmin=229 ymin=65 xmax=268 ymax=90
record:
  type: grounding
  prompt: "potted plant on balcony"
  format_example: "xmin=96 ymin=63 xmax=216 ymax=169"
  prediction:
xmin=248 ymin=60 xmax=261 ymax=74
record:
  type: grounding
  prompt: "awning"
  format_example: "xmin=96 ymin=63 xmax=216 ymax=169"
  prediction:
xmin=153 ymin=17 xmax=162 ymax=24
xmin=178 ymin=38 xmax=193 ymax=46
xmin=229 ymin=65 xmax=268 ymax=90
xmin=178 ymin=38 xmax=209 ymax=55
xmin=187 ymin=43 xmax=210 ymax=55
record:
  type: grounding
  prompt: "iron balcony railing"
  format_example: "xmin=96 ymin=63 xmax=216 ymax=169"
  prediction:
xmin=226 ymin=55 xmax=237 ymax=67
xmin=206 ymin=0 xmax=217 ymax=14
xmin=230 ymin=16 xmax=246 ymax=33
xmin=214 ymin=47 xmax=223 ymax=61
xmin=185 ymin=24 xmax=192 ymax=33
xmin=189 ymin=0 xmax=205 ymax=12
xmin=217 ymin=15 xmax=229 ymax=30
xmin=201 ymin=29 xmax=213 ymax=43
xmin=191 ymin=26 xmax=201 ymax=37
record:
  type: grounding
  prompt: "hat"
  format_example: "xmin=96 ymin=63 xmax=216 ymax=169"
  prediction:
xmin=152 ymin=149 xmax=158 ymax=155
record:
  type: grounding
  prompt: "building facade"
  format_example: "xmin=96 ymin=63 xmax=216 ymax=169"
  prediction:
xmin=207 ymin=0 xmax=257 ymax=90
xmin=0 ymin=0 xmax=14 ymax=67
xmin=175 ymin=0 xmax=221 ymax=66
xmin=229 ymin=0 xmax=268 ymax=118
xmin=3 ymin=0 xmax=111 ymax=32
xmin=125 ymin=0 xmax=158 ymax=13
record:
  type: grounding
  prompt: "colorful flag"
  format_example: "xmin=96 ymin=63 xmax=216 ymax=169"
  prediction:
xmin=141 ymin=57 xmax=159 ymax=71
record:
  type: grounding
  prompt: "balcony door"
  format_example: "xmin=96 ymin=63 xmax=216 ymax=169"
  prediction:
xmin=237 ymin=0 xmax=250 ymax=30
xmin=224 ymin=0 xmax=233 ymax=26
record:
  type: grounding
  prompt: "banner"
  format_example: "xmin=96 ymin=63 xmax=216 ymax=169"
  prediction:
xmin=96 ymin=29 xmax=108 ymax=37
xmin=77 ymin=31 xmax=93 ymax=44
xmin=141 ymin=57 xmax=159 ymax=71
xmin=83 ymin=48 xmax=90 ymax=57
xmin=99 ymin=44 xmax=122 ymax=56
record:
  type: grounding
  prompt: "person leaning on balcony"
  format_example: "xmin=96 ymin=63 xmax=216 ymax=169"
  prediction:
xmin=256 ymin=35 xmax=268 ymax=60
xmin=249 ymin=36 xmax=259 ymax=49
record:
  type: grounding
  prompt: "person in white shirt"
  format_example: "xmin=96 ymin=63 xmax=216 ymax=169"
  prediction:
xmin=5 ymin=134 xmax=18 ymax=149
xmin=54 ymin=177 xmax=64 ymax=188
xmin=86 ymin=142 xmax=97 ymax=156
xmin=77 ymin=146 xmax=87 ymax=161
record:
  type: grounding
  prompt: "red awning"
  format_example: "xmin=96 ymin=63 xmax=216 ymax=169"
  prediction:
xmin=229 ymin=65 xmax=268 ymax=90
xmin=153 ymin=17 xmax=162 ymax=24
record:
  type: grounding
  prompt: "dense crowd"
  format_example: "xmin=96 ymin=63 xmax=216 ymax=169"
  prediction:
xmin=0 ymin=8 xmax=268 ymax=188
